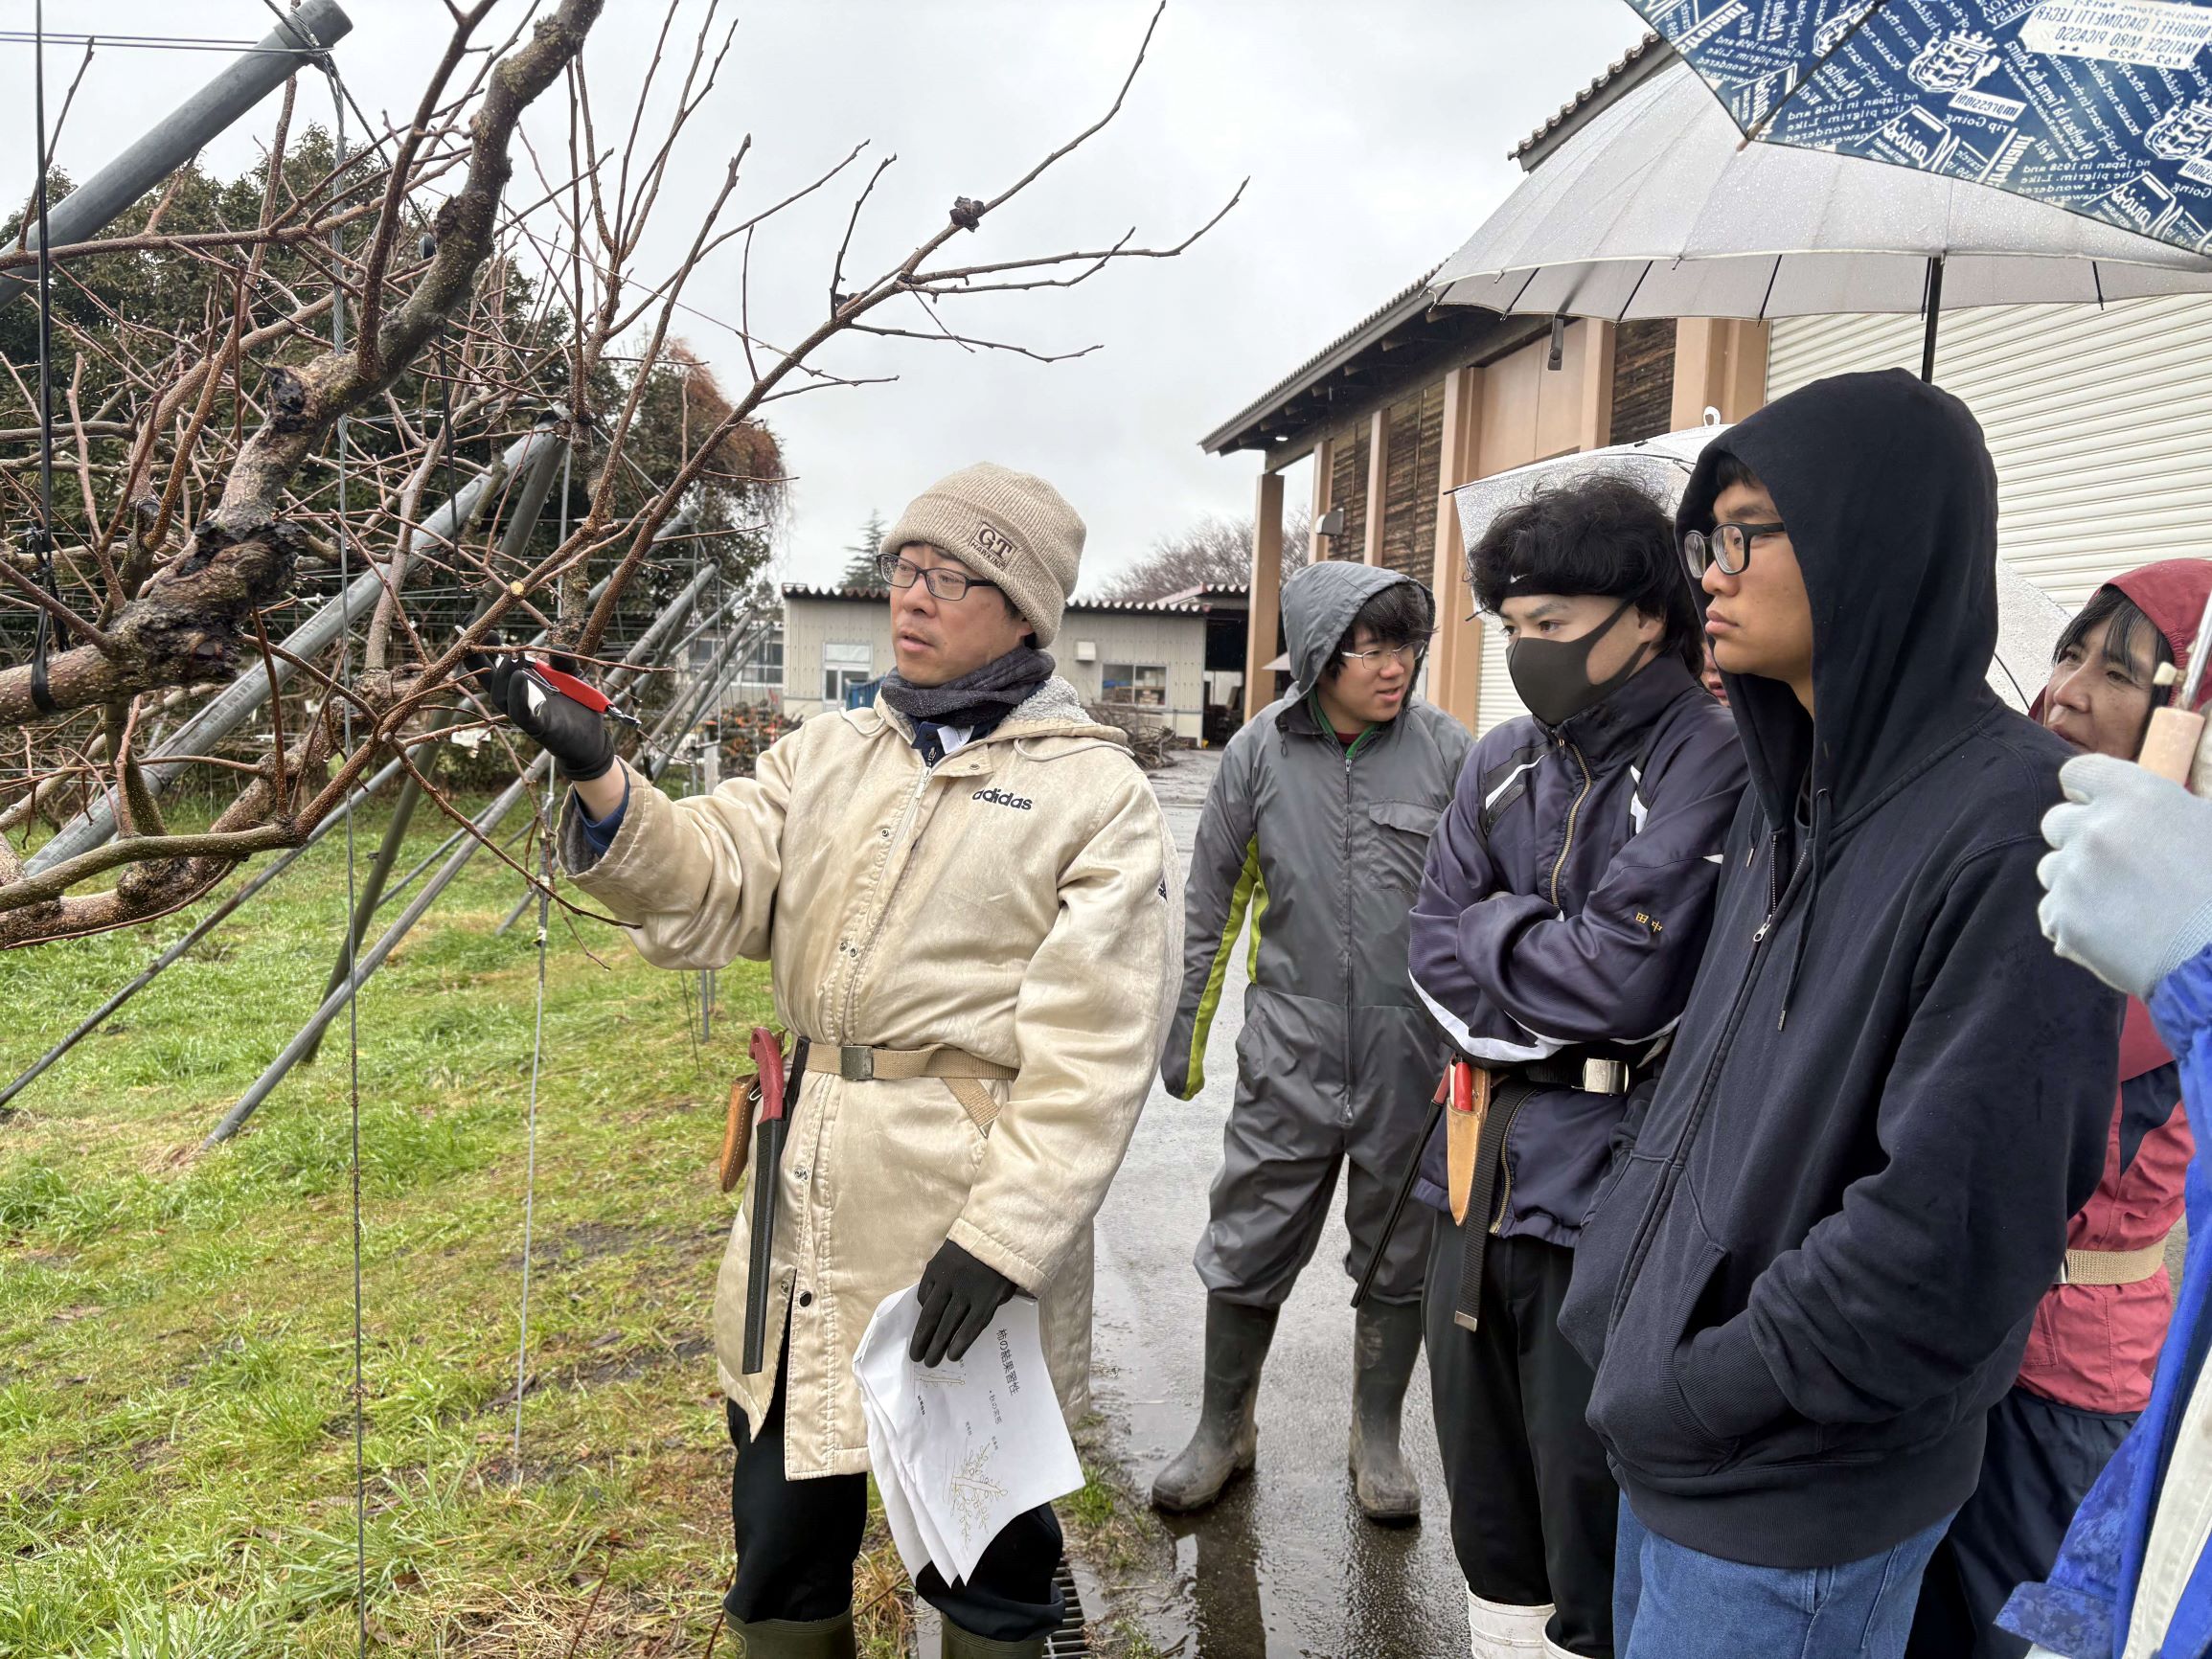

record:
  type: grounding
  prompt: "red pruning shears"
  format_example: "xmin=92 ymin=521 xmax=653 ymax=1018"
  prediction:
xmin=517 ymin=654 xmax=641 ymax=730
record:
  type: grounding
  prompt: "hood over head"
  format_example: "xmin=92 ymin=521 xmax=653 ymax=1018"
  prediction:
xmin=1676 ymin=369 xmax=2001 ymax=830
xmin=1280 ymin=559 xmax=1425 ymax=699
xmin=2109 ymin=558 xmax=2212 ymax=708
xmin=2028 ymin=557 xmax=2212 ymax=722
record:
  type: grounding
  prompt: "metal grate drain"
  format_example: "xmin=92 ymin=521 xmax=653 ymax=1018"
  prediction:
xmin=1044 ymin=1555 xmax=1091 ymax=1658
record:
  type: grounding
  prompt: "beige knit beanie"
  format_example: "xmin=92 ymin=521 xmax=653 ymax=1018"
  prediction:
xmin=878 ymin=462 xmax=1084 ymax=648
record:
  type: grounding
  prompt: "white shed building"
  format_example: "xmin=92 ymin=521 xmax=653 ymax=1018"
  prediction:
xmin=780 ymin=585 xmax=1217 ymax=740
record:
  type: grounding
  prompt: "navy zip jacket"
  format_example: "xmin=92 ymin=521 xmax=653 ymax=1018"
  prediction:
xmin=1558 ymin=370 xmax=2123 ymax=1571
xmin=1406 ymin=654 xmax=1745 ymax=1241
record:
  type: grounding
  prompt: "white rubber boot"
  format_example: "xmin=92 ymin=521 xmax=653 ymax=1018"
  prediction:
xmin=1468 ymin=1589 xmax=1554 ymax=1657
xmin=1541 ymin=1639 xmax=1585 ymax=1659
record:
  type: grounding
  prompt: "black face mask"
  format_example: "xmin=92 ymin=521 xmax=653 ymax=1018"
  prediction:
xmin=1506 ymin=598 xmax=1645 ymax=729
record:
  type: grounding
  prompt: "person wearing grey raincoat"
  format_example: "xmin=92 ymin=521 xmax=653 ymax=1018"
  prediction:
xmin=1151 ymin=559 xmax=1472 ymax=1524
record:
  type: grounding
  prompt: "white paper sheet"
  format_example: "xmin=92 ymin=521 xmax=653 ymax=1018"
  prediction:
xmin=852 ymin=1284 xmax=1084 ymax=1585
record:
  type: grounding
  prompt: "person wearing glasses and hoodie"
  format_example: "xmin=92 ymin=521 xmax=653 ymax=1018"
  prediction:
xmin=1405 ymin=475 xmax=1747 ymax=1659
xmin=1558 ymin=371 xmax=2122 ymax=1659
xmin=1907 ymin=560 xmax=2207 ymax=1659
xmin=1154 ymin=560 xmax=1471 ymax=1526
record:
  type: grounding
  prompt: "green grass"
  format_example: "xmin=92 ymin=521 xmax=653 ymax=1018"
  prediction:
xmin=0 ymin=797 xmax=928 ymax=1656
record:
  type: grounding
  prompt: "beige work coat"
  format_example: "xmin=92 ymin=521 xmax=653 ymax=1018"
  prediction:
xmin=559 ymin=676 xmax=1179 ymax=1479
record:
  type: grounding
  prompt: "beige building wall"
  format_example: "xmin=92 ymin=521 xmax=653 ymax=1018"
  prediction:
xmin=782 ymin=596 xmax=897 ymax=719
xmin=782 ymin=595 xmax=1211 ymax=739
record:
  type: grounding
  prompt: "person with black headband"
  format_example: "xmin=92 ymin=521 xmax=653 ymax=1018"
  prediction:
xmin=1403 ymin=475 xmax=1745 ymax=1659
xmin=475 ymin=462 xmax=1179 ymax=1659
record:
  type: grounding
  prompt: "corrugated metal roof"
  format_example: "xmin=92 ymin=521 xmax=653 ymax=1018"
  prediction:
xmin=1510 ymin=33 xmax=1668 ymax=163
xmin=1197 ymin=44 xmax=1671 ymax=461
xmin=1197 ymin=266 xmax=1444 ymax=456
xmin=782 ymin=583 xmax=1208 ymax=616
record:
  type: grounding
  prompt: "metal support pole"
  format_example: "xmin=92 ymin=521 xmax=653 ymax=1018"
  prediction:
xmin=297 ymin=774 xmax=422 ymax=1064
xmin=493 ymin=877 xmax=537 ymax=938
xmin=386 ymin=813 xmax=529 ymax=918
xmin=0 ymin=1 xmax=354 ymax=313
xmin=640 ymin=613 xmax=770 ymax=784
xmin=298 ymin=424 xmax=567 ymax=1056
xmin=0 ymin=753 xmax=406 ymax=1112
xmin=205 ymin=563 xmax=718 ymax=1142
xmin=205 ymin=761 xmax=546 ymax=1145
xmin=1920 ymin=256 xmax=1946 ymax=384
xmin=27 ymin=426 xmax=558 ymax=875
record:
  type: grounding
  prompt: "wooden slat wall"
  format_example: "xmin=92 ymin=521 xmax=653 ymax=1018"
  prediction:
xmin=1609 ymin=319 xmax=1676 ymax=445
xmin=1330 ymin=425 xmax=1370 ymax=559
xmin=1379 ymin=381 xmax=1446 ymax=578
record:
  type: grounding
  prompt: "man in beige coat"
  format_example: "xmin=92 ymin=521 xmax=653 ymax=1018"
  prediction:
xmin=479 ymin=464 xmax=1179 ymax=1659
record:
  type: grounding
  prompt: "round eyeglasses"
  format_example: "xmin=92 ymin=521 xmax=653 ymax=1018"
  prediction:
xmin=1337 ymin=636 xmax=1433 ymax=670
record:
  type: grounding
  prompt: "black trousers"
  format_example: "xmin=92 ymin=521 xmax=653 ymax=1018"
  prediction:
xmin=724 ymin=1374 xmax=1065 ymax=1641
xmin=1426 ymin=1218 xmax=1619 ymax=1659
xmin=1905 ymin=1382 xmax=2133 ymax=1659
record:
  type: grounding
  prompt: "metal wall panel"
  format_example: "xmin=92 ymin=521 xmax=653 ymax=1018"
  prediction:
xmin=1475 ymin=614 xmax=1528 ymax=738
xmin=1767 ymin=295 xmax=2212 ymax=609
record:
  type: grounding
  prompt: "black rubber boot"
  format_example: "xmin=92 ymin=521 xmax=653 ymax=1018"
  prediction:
xmin=727 ymin=1610 xmax=857 ymax=1657
xmin=1349 ymin=1299 xmax=1423 ymax=1524
xmin=1150 ymin=1296 xmax=1280 ymax=1511
xmin=940 ymin=1623 xmax=1050 ymax=1658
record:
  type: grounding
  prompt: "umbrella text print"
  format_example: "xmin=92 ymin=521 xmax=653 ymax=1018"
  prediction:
xmin=1633 ymin=0 xmax=2212 ymax=254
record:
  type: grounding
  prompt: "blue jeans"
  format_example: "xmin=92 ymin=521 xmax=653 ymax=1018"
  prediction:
xmin=1616 ymin=1497 xmax=1953 ymax=1659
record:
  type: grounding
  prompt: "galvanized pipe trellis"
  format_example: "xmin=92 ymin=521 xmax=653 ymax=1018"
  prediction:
xmin=0 ymin=0 xmax=356 ymax=314
xmin=0 ymin=751 xmax=408 ymax=1112
xmin=25 ymin=425 xmax=562 ymax=876
xmin=298 ymin=423 xmax=571 ymax=1062
xmin=203 ymin=558 xmax=720 ymax=1144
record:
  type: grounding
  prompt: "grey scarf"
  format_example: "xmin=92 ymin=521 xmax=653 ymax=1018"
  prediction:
xmin=878 ymin=646 xmax=1056 ymax=732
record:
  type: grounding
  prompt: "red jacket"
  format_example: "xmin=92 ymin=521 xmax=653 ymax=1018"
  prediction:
xmin=2018 ymin=558 xmax=2209 ymax=1417
xmin=2016 ymin=1001 xmax=2190 ymax=1415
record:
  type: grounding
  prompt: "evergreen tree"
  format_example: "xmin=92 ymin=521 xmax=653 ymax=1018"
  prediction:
xmin=840 ymin=510 xmax=889 ymax=589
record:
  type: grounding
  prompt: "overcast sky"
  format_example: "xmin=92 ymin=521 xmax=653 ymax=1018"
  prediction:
xmin=7 ymin=0 xmax=1651 ymax=591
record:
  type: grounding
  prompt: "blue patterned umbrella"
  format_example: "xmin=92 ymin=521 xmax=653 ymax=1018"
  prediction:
xmin=1630 ymin=1 xmax=2212 ymax=261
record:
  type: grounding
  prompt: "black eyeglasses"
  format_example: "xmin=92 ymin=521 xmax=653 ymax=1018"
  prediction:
xmin=1682 ymin=520 xmax=1785 ymax=579
xmin=878 ymin=554 xmax=1000 ymax=602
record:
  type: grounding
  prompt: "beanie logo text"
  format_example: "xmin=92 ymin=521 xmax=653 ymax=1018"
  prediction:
xmin=972 ymin=522 xmax=1017 ymax=565
xmin=970 ymin=786 xmax=1034 ymax=811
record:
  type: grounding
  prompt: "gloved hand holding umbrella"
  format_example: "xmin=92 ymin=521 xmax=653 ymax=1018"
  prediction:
xmin=2039 ymin=754 xmax=2212 ymax=1001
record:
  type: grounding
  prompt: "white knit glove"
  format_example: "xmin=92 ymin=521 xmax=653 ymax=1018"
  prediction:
xmin=2038 ymin=753 xmax=2212 ymax=999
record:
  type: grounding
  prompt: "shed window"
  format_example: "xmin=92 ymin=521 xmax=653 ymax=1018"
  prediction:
xmin=1103 ymin=663 xmax=1167 ymax=708
xmin=823 ymin=641 xmax=873 ymax=700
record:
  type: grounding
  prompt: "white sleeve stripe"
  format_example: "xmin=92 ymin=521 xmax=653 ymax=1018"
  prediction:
xmin=1410 ymin=969 xmax=1562 ymax=1062
xmin=1484 ymin=758 xmax=1541 ymax=812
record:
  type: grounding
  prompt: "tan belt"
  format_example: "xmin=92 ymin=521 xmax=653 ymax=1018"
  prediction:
xmin=2059 ymin=1238 xmax=2173 ymax=1286
xmin=832 ymin=1042 xmax=1015 ymax=1132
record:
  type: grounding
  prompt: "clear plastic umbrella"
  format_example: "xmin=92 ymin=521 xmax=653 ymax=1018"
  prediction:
xmin=1451 ymin=420 xmax=2067 ymax=712
xmin=1430 ymin=59 xmax=2212 ymax=375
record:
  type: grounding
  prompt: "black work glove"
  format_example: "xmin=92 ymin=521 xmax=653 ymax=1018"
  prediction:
xmin=907 ymin=1239 xmax=1019 ymax=1367
xmin=465 ymin=648 xmax=617 ymax=783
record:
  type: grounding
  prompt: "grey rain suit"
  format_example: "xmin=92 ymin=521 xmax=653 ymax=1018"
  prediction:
xmin=1161 ymin=561 xmax=1474 ymax=1307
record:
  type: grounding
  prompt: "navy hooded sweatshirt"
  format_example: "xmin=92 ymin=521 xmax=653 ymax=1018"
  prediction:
xmin=1557 ymin=370 xmax=2122 ymax=1571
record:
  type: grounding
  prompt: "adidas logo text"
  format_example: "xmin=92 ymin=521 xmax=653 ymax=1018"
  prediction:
xmin=970 ymin=786 xmax=1034 ymax=811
